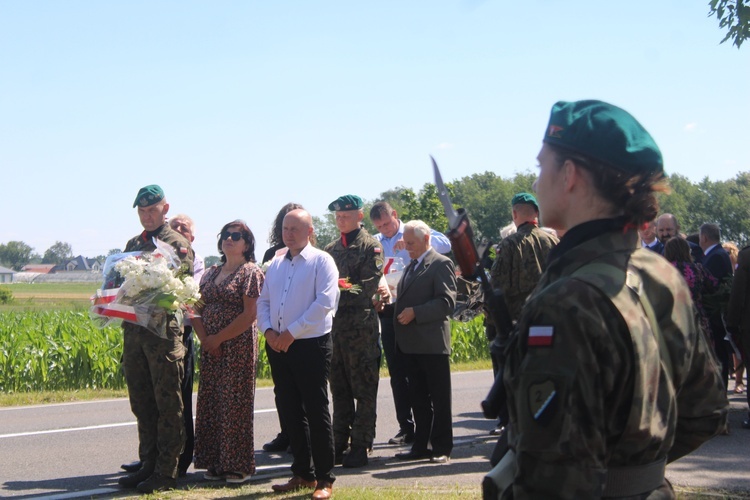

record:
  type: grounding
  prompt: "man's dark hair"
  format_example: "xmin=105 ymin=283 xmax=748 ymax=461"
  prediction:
xmin=370 ymin=201 xmax=393 ymax=221
xmin=700 ymin=223 xmax=721 ymax=243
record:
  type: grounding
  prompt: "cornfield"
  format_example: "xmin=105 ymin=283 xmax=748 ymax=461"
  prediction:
xmin=0 ymin=310 xmax=486 ymax=393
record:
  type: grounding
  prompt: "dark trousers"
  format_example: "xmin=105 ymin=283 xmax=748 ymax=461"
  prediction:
xmin=402 ymin=350 xmax=453 ymax=457
xmin=179 ymin=326 xmax=195 ymax=473
xmin=266 ymin=334 xmax=335 ymax=484
xmin=710 ymin=315 xmax=731 ymax=390
xmin=379 ymin=307 xmax=414 ymax=435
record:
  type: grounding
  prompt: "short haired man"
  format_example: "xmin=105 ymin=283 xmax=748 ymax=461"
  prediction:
xmin=325 ymin=195 xmax=384 ymax=468
xmin=117 ymin=185 xmax=194 ymax=494
xmin=259 ymin=209 xmax=339 ymax=499
xmin=656 ymin=213 xmax=703 ymax=262
xmin=639 ymin=220 xmax=663 ymax=253
xmin=369 ymin=201 xmax=451 ymax=445
xmin=393 ymin=220 xmax=457 ymax=463
xmin=700 ymin=223 xmax=734 ymax=389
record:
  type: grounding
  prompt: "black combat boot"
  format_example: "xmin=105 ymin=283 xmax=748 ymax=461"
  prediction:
xmin=342 ymin=445 xmax=369 ymax=468
xmin=117 ymin=461 xmax=155 ymax=488
xmin=136 ymin=472 xmax=177 ymax=494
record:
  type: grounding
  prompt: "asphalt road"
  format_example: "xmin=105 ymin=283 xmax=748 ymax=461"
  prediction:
xmin=1 ymin=370 xmax=748 ymax=499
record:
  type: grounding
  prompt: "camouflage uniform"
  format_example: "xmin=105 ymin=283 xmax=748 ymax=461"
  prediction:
xmin=123 ymin=224 xmax=194 ymax=478
xmin=325 ymin=228 xmax=384 ymax=450
xmin=503 ymin=221 xmax=728 ymax=498
xmin=490 ymin=222 xmax=558 ymax=324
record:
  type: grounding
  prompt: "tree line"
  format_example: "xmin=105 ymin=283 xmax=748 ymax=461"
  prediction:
xmin=312 ymin=171 xmax=750 ymax=250
xmin=2 ymin=171 xmax=748 ymax=271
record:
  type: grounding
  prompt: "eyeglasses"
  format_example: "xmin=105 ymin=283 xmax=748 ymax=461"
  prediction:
xmin=221 ymin=231 xmax=243 ymax=241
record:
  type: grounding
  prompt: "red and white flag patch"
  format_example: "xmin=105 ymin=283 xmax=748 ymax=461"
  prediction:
xmin=528 ymin=326 xmax=554 ymax=347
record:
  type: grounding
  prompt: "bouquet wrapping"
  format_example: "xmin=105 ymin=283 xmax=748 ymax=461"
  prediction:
xmin=383 ymin=256 xmax=405 ymax=300
xmin=91 ymin=238 xmax=201 ymax=339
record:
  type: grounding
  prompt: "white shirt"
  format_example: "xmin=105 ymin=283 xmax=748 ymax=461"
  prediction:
xmin=374 ymin=220 xmax=451 ymax=261
xmin=257 ymin=243 xmax=340 ymax=339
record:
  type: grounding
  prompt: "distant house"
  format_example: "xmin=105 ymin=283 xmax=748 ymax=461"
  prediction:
xmin=21 ymin=264 xmax=56 ymax=274
xmin=53 ymin=256 xmax=103 ymax=273
xmin=0 ymin=266 xmax=15 ymax=284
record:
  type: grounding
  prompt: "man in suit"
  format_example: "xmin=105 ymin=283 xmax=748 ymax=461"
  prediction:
xmin=639 ymin=219 xmax=663 ymax=254
xmin=393 ymin=220 xmax=457 ymax=464
xmin=656 ymin=213 xmax=703 ymax=262
xmin=700 ymin=223 xmax=734 ymax=389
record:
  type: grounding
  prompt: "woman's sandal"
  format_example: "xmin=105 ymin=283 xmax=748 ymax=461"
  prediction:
xmin=224 ymin=471 xmax=252 ymax=484
xmin=204 ymin=469 xmax=224 ymax=481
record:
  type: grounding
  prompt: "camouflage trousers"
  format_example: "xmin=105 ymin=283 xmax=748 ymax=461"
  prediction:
xmin=123 ymin=325 xmax=186 ymax=478
xmin=330 ymin=323 xmax=381 ymax=450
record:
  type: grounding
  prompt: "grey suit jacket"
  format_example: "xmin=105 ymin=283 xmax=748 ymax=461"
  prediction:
xmin=394 ymin=248 xmax=457 ymax=355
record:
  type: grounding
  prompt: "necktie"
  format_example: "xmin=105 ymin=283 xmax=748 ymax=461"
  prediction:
xmin=406 ymin=259 xmax=419 ymax=280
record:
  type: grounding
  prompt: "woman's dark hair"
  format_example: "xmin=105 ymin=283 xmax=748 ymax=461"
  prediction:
xmin=217 ymin=219 xmax=256 ymax=263
xmin=268 ymin=202 xmax=316 ymax=247
xmin=664 ymin=236 xmax=692 ymax=263
xmin=548 ymin=144 xmax=670 ymax=227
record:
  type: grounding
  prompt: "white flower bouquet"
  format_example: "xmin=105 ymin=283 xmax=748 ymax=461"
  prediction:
xmin=91 ymin=238 xmax=201 ymax=338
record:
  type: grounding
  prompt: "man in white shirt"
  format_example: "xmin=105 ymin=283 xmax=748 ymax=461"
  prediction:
xmin=258 ymin=209 xmax=340 ymax=500
xmin=369 ymin=201 xmax=451 ymax=445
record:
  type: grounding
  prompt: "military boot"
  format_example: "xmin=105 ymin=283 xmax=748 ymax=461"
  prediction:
xmin=136 ymin=472 xmax=177 ymax=494
xmin=342 ymin=445 xmax=368 ymax=468
xmin=118 ymin=461 xmax=155 ymax=488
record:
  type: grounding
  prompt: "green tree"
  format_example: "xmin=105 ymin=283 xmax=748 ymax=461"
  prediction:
xmin=709 ymin=0 xmax=750 ymax=48
xmin=0 ymin=241 xmax=34 ymax=270
xmin=312 ymin=214 xmax=339 ymax=249
xmin=42 ymin=241 xmax=74 ymax=264
xmin=204 ymin=255 xmax=221 ymax=267
xmin=108 ymin=248 xmax=123 ymax=256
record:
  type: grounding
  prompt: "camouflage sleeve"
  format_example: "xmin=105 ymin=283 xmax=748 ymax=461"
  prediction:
xmin=490 ymin=239 xmax=512 ymax=292
xmin=667 ymin=311 xmax=728 ymax=462
xmin=358 ymin=240 xmax=384 ymax=299
xmin=505 ymin=279 xmax=632 ymax=498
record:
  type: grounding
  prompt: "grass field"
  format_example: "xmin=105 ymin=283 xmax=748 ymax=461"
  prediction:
xmin=1 ymin=282 xmax=100 ymax=310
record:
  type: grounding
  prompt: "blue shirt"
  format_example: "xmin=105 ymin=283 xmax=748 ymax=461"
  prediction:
xmin=373 ymin=220 xmax=452 ymax=262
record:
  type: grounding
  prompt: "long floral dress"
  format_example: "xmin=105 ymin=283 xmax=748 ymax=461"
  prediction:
xmin=194 ymin=262 xmax=264 ymax=475
xmin=672 ymin=260 xmax=718 ymax=342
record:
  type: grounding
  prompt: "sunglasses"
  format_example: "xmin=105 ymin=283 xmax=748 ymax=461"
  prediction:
xmin=221 ymin=231 xmax=243 ymax=242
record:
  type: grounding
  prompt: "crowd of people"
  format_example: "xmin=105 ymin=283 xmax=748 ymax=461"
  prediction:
xmin=113 ymin=99 xmax=747 ymax=499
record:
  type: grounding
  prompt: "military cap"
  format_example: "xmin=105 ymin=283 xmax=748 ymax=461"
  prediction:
xmin=133 ymin=184 xmax=165 ymax=208
xmin=543 ymin=100 xmax=663 ymax=176
xmin=328 ymin=194 xmax=363 ymax=211
xmin=511 ymin=192 xmax=538 ymax=210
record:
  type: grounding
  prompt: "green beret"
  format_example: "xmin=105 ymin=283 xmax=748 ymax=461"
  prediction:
xmin=133 ymin=184 xmax=165 ymax=208
xmin=328 ymin=194 xmax=363 ymax=211
xmin=543 ymin=100 xmax=663 ymax=176
xmin=511 ymin=192 xmax=538 ymax=209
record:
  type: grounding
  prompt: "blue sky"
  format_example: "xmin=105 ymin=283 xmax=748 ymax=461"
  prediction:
xmin=1 ymin=1 xmax=748 ymax=261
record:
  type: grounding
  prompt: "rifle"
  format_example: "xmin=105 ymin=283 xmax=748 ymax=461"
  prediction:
xmin=432 ymin=157 xmax=512 ymax=422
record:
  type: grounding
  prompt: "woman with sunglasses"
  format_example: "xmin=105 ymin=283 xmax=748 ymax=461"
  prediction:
xmin=192 ymin=220 xmax=264 ymax=484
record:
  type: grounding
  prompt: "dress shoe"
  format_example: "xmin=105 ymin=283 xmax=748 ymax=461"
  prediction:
xmin=430 ymin=454 xmax=450 ymax=464
xmin=120 ymin=460 xmax=142 ymax=473
xmin=742 ymin=419 xmax=750 ymax=430
xmin=312 ymin=481 xmax=333 ymax=499
xmin=395 ymin=449 xmax=432 ymax=461
xmin=118 ymin=462 xmax=155 ymax=488
xmin=342 ymin=445 xmax=368 ymax=468
xmin=136 ymin=472 xmax=176 ymax=494
xmin=271 ymin=475 xmax=317 ymax=492
xmin=388 ymin=430 xmax=415 ymax=445
xmin=263 ymin=432 xmax=290 ymax=452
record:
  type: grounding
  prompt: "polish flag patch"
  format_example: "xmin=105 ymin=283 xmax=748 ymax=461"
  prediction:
xmin=374 ymin=247 xmax=381 ymax=254
xmin=528 ymin=326 xmax=554 ymax=347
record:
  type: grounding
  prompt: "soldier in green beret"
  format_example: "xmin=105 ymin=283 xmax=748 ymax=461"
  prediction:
xmin=324 ymin=194 xmax=384 ymax=468
xmin=485 ymin=100 xmax=728 ymax=498
xmin=117 ymin=185 xmax=194 ymax=494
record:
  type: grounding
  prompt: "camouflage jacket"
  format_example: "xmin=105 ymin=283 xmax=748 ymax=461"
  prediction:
xmin=490 ymin=222 xmax=558 ymax=323
xmin=325 ymin=227 xmax=384 ymax=327
xmin=123 ymin=224 xmax=195 ymax=337
xmin=503 ymin=223 xmax=728 ymax=498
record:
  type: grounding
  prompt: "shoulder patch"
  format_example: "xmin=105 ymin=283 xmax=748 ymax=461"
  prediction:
xmin=179 ymin=247 xmax=188 ymax=254
xmin=528 ymin=326 xmax=554 ymax=347
xmin=528 ymin=379 xmax=558 ymax=423
xmin=374 ymin=247 xmax=381 ymax=254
